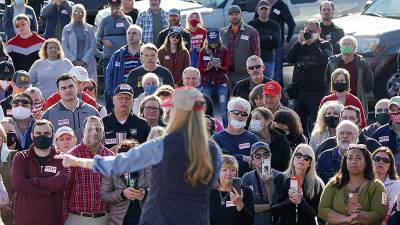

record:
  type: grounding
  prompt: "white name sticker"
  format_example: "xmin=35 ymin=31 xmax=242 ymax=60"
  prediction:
xmin=165 ymin=55 xmax=170 ymax=60
xmin=379 ymin=136 xmax=389 ymax=143
xmin=226 ymin=200 xmax=235 ymax=207
xmin=203 ymin=56 xmax=211 ymax=61
xmin=115 ymin=62 xmax=120 ymax=67
xmin=44 ymin=166 xmax=57 ymax=173
xmin=61 ymin=9 xmax=68 ymax=15
xmin=27 ymin=14 xmax=33 ymax=19
xmin=105 ymin=138 xmax=117 ymax=145
xmin=58 ymin=119 xmax=70 ymax=126
xmin=240 ymin=35 xmax=249 ymax=41
xmin=273 ymin=9 xmax=281 ymax=15
xmin=239 ymin=143 xmax=250 ymax=149
xmin=382 ymin=192 xmax=388 ymax=205
xmin=116 ymin=22 xmax=124 ymax=28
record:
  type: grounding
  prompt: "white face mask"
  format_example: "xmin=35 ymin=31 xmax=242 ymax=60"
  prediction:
xmin=312 ymin=33 xmax=319 ymax=41
xmin=250 ymin=119 xmax=263 ymax=133
xmin=230 ymin=119 xmax=246 ymax=129
xmin=12 ymin=106 xmax=31 ymax=120
xmin=0 ymin=80 xmax=10 ymax=90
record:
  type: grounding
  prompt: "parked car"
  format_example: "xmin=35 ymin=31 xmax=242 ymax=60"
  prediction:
xmin=333 ymin=0 xmax=400 ymax=100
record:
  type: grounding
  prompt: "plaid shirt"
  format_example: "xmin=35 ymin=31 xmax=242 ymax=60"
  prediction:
xmin=136 ymin=8 xmax=169 ymax=44
xmin=65 ymin=143 xmax=114 ymax=215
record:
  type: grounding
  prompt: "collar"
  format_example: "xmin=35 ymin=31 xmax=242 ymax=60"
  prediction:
xmin=59 ymin=99 xmax=82 ymax=111
xmin=63 ymin=22 xmax=89 ymax=32
xmin=332 ymin=147 xmax=343 ymax=160
xmin=229 ymin=21 xmax=245 ymax=31
xmin=112 ymin=110 xmax=134 ymax=124
xmin=0 ymin=146 xmax=10 ymax=163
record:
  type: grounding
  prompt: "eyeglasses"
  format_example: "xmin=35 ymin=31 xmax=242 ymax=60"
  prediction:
xmin=15 ymin=21 xmax=27 ymax=29
xmin=372 ymin=156 xmax=390 ymax=164
xmin=248 ymin=65 xmax=262 ymax=70
xmin=83 ymin=86 xmax=95 ymax=92
xmin=254 ymin=152 xmax=270 ymax=159
xmin=294 ymin=152 xmax=312 ymax=161
xmin=12 ymin=99 xmax=31 ymax=106
xmin=230 ymin=110 xmax=248 ymax=117
xmin=376 ymin=108 xmax=389 ymax=113
xmin=144 ymin=106 xmax=160 ymax=111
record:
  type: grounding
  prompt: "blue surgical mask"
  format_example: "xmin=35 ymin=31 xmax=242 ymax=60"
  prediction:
xmin=15 ymin=0 xmax=24 ymax=5
xmin=144 ymin=84 xmax=158 ymax=95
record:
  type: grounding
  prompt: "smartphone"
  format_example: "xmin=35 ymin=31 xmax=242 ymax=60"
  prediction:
xmin=262 ymin=158 xmax=271 ymax=175
xmin=290 ymin=176 xmax=301 ymax=193
xmin=212 ymin=57 xmax=221 ymax=65
xmin=348 ymin=193 xmax=359 ymax=213
xmin=232 ymin=177 xmax=241 ymax=193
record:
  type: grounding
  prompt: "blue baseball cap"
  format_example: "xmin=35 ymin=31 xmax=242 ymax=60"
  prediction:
xmin=250 ymin=142 xmax=271 ymax=155
xmin=207 ymin=29 xmax=220 ymax=44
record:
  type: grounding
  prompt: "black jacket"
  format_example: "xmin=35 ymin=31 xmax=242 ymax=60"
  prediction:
xmin=270 ymin=173 xmax=322 ymax=225
xmin=156 ymin=26 xmax=191 ymax=50
xmin=269 ymin=128 xmax=291 ymax=172
xmin=315 ymin=132 xmax=381 ymax=157
xmin=388 ymin=202 xmax=400 ymax=225
xmin=320 ymin=22 xmax=345 ymax=55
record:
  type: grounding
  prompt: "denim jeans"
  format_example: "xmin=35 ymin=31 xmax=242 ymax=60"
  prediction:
xmin=264 ymin=61 xmax=275 ymax=79
xmin=274 ymin=46 xmax=284 ymax=86
xmin=201 ymin=83 xmax=229 ymax=127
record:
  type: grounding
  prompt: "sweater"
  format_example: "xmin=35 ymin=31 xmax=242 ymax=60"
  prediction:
xmin=157 ymin=47 xmax=190 ymax=86
xmin=29 ymin=58 xmax=73 ymax=98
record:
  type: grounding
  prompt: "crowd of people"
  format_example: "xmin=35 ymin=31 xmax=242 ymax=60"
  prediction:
xmin=0 ymin=0 xmax=398 ymax=225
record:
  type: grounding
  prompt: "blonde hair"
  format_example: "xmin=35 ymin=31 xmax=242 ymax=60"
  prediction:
xmin=164 ymin=107 xmax=213 ymax=186
xmin=311 ymin=101 xmax=344 ymax=136
xmin=284 ymin=144 xmax=325 ymax=199
xmin=185 ymin=11 xmax=204 ymax=29
xmin=330 ymin=68 xmax=351 ymax=93
xmin=39 ymin=38 xmax=64 ymax=60
xmin=220 ymin=154 xmax=239 ymax=177
xmin=71 ymin=4 xmax=87 ymax=23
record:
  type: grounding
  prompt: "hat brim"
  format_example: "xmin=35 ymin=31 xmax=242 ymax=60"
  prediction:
xmin=115 ymin=91 xmax=133 ymax=96
xmin=263 ymin=91 xmax=279 ymax=96
xmin=15 ymin=83 xmax=30 ymax=88
xmin=56 ymin=132 xmax=75 ymax=139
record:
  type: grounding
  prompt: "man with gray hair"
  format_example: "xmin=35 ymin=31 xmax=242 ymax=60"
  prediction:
xmin=105 ymin=24 xmax=143 ymax=111
xmin=363 ymin=99 xmax=390 ymax=137
xmin=325 ymin=35 xmax=374 ymax=114
xmin=212 ymin=97 xmax=259 ymax=176
xmin=25 ymin=87 xmax=44 ymax=120
xmin=316 ymin=120 xmax=359 ymax=183
xmin=182 ymin=67 xmax=215 ymax=118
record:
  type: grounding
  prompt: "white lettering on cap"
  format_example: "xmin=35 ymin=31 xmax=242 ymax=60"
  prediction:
xmin=119 ymin=84 xmax=131 ymax=90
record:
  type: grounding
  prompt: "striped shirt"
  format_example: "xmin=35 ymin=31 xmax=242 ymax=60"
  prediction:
xmin=123 ymin=51 xmax=141 ymax=82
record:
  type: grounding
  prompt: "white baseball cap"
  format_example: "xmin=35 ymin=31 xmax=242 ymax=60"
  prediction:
xmin=69 ymin=66 xmax=89 ymax=82
xmin=55 ymin=126 xmax=75 ymax=139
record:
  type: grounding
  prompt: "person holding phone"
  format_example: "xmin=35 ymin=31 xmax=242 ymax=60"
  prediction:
xmin=209 ymin=154 xmax=254 ymax=225
xmin=318 ymin=144 xmax=388 ymax=225
xmin=242 ymin=142 xmax=280 ymax=225
xmin=270 ymin=144 xmax=324 ymax=225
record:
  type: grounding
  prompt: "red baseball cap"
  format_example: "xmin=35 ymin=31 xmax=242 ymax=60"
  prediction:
xmin=263 ymin=80 xmax=281 ymax=96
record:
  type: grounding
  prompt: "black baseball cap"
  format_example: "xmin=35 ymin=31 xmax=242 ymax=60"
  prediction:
xmin=0 ymin=61 xmax=14 ymax=80
xmin=114 ymin=84 xmax=134 ymax=96
xmin=257 ymin=0 xmax=270 ymax=9
xmin=109 ymin=0 xmax=121 ymax=5
xmin=250 ymin=142 xmax=271 ymax=155
xmin=12 ymin=70 xmax=31 ymax=88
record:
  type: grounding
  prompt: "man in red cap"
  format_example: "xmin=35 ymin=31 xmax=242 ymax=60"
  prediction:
xmin=262 ymin=80 xmax=292 ymax=114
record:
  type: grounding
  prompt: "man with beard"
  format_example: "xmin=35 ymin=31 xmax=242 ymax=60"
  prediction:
xmin=64 ymin=116 xmax=114 ymax=225
xmin=136 ymin=0 xmax=169 ymax=44
xmin=316 ymin=120 xmax=359 ymax=184
xmin=220 ymin=5 xmax=260 ymax=86
xmin=97 ymin=0 xmax=133 ymax=75
xmin=156 ymin=8 xmax=191 ymax=50
xmin=12 ymin=119 xmax=70 ymax=225
xmin=105 ymin=24 xmax=143 ymax=112
xmin=319 ymin=0 xmax=345 ymax=54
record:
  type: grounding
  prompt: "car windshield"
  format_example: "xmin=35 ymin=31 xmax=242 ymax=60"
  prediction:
xmin=363 ymin=0 xmax=400 ymax=19
xmin=192 ymin=0 xmax=226 ymax=8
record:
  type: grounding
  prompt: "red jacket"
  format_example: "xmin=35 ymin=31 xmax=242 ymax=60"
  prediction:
xmin=198 ymin=46 xmax=230 ymax=86
xmin=11 ymin=146 xmax=70 ymax=225
xmin=320 ymin=92 xmax=366 ymax=128
xmin=43 ymin=92 xmax=97 ymax=111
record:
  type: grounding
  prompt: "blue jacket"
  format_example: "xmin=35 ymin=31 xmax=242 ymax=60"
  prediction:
xmin=3 ymin=4 xmax=38 ymax=41
xmin=372 ymin=122 xmax=397 ymax=154
xmin=316 ymin=147 xmax=342 ymax=184
xmin=41 ymin=0 xmax=73 ymax=38
xmin=104 ymin=45 xmax=142 ymax=107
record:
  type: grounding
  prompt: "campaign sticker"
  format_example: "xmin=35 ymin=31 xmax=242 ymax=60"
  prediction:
xmin=58 ymin=119 xmax=70 ymax=126
xmin=239 ymin=143 xmax=250 ymax=149
xmin=273 ymin=9 xmax=281 ymax=15
xmin=44 ymin=166 xmax=57 ymax=173
xmin=105 ymin=138 xmax=117 ymax=145
xmin=226 ymin=200 xmax=235 ymax=207
xmin=61 ymin=9 xmax=69 ymax=14
xmin=116 ymin=22 xmax=124 ymax=28
xmin=240 ymin=35 xmax=249 ymax=41
xmin=379 ymin=136 xmax=389 ymax=143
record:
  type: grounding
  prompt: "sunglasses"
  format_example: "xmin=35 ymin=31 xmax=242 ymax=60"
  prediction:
xmin=294 ymin=152 xmax=312 ymax=161
xmin=254 ymin=152 xmax=270 ymax=159
xmin=12 ymin=99 xmax=31 ymax=105
xmin=15 ymin=22 xmax=27 ymax=29
xmin=230 ymin=110 xmax=248 ymax=117
xmin=372 ymin=156 xmax=390 ymax=164
xmin=248 ymin=65 xmax=262 ymax=70
xmin=83 ymin=86 xmax=95 ymax=92
xmin=0 ymin=78 xmax=12 ymax=81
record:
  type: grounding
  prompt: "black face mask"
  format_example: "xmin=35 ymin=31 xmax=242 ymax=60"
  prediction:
xmin=33 ymin=135 xmax=53 ymax=150
xmin=333 ymin=82 xmax=347 ymax=93
xmin=6 ymin=132 xmax=17 ymax=146
xmin=325 ymin=116 xmax=340 ymax=129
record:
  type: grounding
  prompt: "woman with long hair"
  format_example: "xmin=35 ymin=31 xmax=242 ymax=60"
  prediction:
xmin=270 ymin=144 xmax=324 ymax=225
xmin=273 ymin=110 xmax=307 ymax=150
xmin=28 ymin=38 xmax=73 ymax=98
xmin=318 ymin=144 xmax=388 ymax=225
xmin=248 ymin=84 xmax=265 ymax=109
xmin=249 ymin=107 xmax=291 ymax=171
xmin=209 ymin=154 xmax=254 ymax=225
xmin=158 ymin=26 xmax=190 ymax=86
xmin=3 ymin=0 xmax=38 ymax=41
xmin=185 ymin=10 xmax=207 ymax=67
xmin=55 ymin=87 xmax=221 ymax=225
xmin=198 ymin=28 xmax=230 ymax=126
xmin=372 ymin=147 xmax=400 ymax=224
xmin=309 ymin=101 xmax=344 ymax=151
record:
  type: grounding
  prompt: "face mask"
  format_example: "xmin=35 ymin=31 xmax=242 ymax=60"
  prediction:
xmin=6 ymin=132 xmax=17 ymax=146
xmin=340 ymin=44 xmax=354 ymax=55
xmin=391 ymin=113 xmax=400 ymax=124
xmin=15 ymin=0 xmax=24 ymax=5
xmin=333 ymin=82 xmax=347 ymax=93
xmin=325 ymin=116 xmax=339 ymax=129
xmin=144 ymin=84 xmax=158 ymax=95
xmin=12 ymin=106 xmax=31 ymax=120
xmin=230 ymin=119 xmax=246 ymax=129
xmin=0 ymin=81 xmax=10 ymax=90
xmin=32 ymin=103 xmax=43 ymax=114
xmin=375 ymin=113 xmax=389 ymax=125
xmin=33 ymin=135 xmax=53 ymax=149
xmin=189 ymin=18 xmax=199 ymax=27
xmin=250 ymin=119 xmax=263 ymax=133
xmin=312 ymin=33 xmax=319 ymax=41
